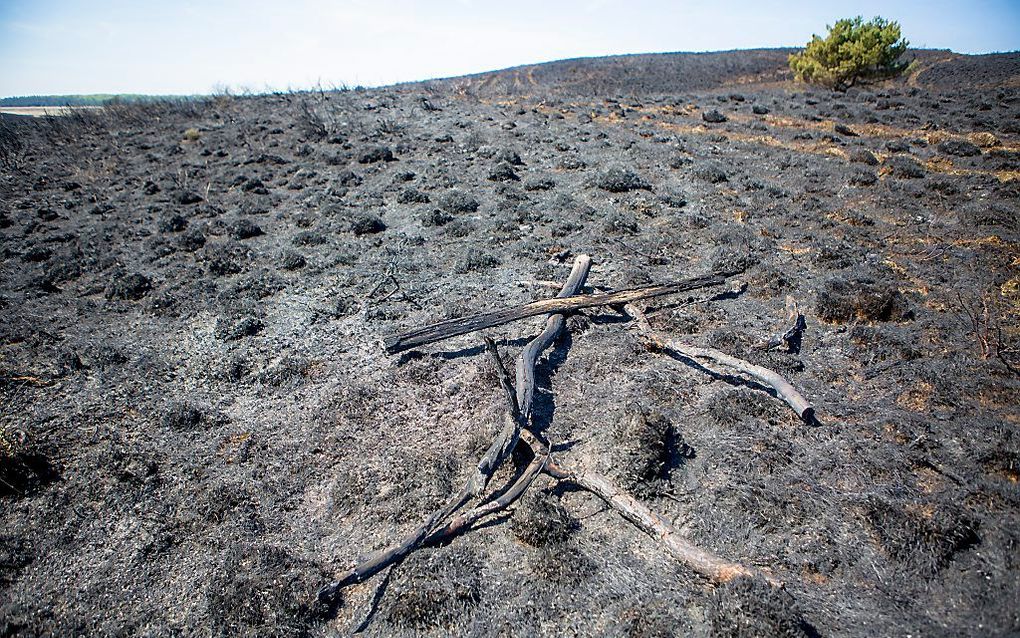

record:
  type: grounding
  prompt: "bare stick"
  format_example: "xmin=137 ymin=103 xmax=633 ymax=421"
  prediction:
xmin=432 ymin=252 xmax=591 ymax=536
xmin=516 ymin=255 xmax=592 ymax=419
xmin=545 ymin=461 xmax=764 ymax=584
xmin=429 ymin=404 xmax=553 ymax=540
xmin=624 ymin=304 xmax=815 ymax=422
xmin=383 ymin=271 xmax=728 ymax=354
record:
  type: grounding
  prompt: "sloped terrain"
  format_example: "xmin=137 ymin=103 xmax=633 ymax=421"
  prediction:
xmin=1 ymin=50 xmax=1019 ymax=636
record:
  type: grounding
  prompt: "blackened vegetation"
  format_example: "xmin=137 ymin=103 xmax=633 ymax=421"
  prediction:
xmin=0 ymin=116 xmax=26 ymax=169
xmin=510 ymin=488 xmax=580 ymax=547
xmin=0 ymin=427 xmax=58 ymax=497
xmin=1 ymin=50 xmax=1019 ymax=637
xmin=206 ymin=544 xmax=331 ymax=638
xmin=708 ymin=577 xmax=816 ymax=638
xmin=611 ymin=407 xmax=692 ymax=498
xmin=862 ymin=498 xmax=980 ymax=576
xmin=384 ymin=547 xmax=483 ymax=631
xmin=815 ymin=272 xmax=913 ymax=323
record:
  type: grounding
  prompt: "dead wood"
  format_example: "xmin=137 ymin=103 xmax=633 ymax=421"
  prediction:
xmin=319 ymin=256 xmax=591 ymax=602
xmin=515 ymin=254 xmax=592 ymax=419
xmin=624 ymin=304 xmax=816 ymax=423
xmin=321 ymin=257 xmax=780 ymax=613
xmin=545 ymin=461 xmax=764 ymax=583
xmin=383 ymin=271 xmax=728 ymax=354
xmin=758 ymin=296 xmax=806 ymax=354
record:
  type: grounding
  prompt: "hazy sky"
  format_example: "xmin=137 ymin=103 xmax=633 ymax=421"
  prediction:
xmin=1 ymin=0 xmax=1018 ymax=96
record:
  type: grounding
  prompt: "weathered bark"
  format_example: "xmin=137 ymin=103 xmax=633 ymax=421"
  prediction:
xmin=546 ymin=461 xmax=763 ymax=583
xmin=383 ymin=271 xmax=727 ymax=354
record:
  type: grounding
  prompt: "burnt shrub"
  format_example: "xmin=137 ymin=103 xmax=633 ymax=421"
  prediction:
xmin=602 ymin=211 xmax=639 ymax=235
xmin=938 ymin=139 xmax=981 ymax=157
xmin=106 ymin=271 xmax=152 ymax=300
xmin=707 ymin=576 xmax=813 ymax=638
xmin=203 ymin=241 xmax=251 ymax=277
xmin=158 ymin=213 xmax=188 ymax=232
xmin=357 ymin=145 xmax=394 ymax=163
xmin=0 ymin=426 xmax=58 ymax=497
xmin=178 ymin=228 xmax=206 ymax=252
xmin=487 ymin=161 xmax=520 ymax=182
xmin=849 ymin=168 xmax=878 ymax=186
xmin=159 ymin=401 xmax=205 ymax=430
xmin=611 ymin=408 xmax=690 ymax=498
xmin=215 ymin=316 xmax=264 ymax=341
xmin=696 ymin=163 xmax=729 ymax=183
xmin=511 ymin=489 xmax=579 ymax=547
xmin=454 ymin=248 xmax=499 ymax=273
xmin=229 ymin=219 xmax=263 ymax=240
xmin=885 ymin=155 xmax=925 ymax=178
xmin=385 ymin=546 xmax=482 ymax=631
xmin=438 ymin=190 xmax=480 ymax=214
xmin=422 ymin=209 xmax=453 ymax=227
xmin=816 ymin=274 xmax=913 ymax=322
xmin=849 ymin=148 xmax=880 ymax=165
xmin=397 ymin=188 xmax=430 ymax=204
xmin=343 ymin=211 xmax=386 ymax=236
xmin=702 ymin=109 xmax=728 ymax=123
xmin=279 ymin=250 xmax=306 ymax=271
xmin=206 ymin=544 xmax=329 ymax=638
xmin=596 ymin=166 xmax=651 ymax=192
xmin=863 ymin=497 xmax=980 ymax=575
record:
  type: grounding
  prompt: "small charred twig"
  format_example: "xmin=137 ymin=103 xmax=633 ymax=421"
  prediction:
xmin=428 ymin=378 xmax=552 ymax=541
xmin=625 ymin=304 xmax=816 ymax=423
xmin=383 ymin=271 xmax=730 ymax=354
xmin=759 ymin=296 xmax=806 ymax=354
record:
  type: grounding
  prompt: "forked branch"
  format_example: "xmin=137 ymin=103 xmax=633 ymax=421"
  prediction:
xmin=624 ymin=304 xmax=816 ymax=423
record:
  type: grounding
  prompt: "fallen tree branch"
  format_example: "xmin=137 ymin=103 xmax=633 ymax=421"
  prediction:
xmin=624 ymin=303 xmax=816 ymax=423
xmin=515 ymin=255 xmax=592 ymax=419
xmin=319 ymin=256 xmax=591 ymax=602
xmin=320 ymin=256 xmax=787 ymax=618
xmin=543 ymin=460 xmax=763 ymax=583
xmin=383 ymin=271 xmax=728 ymax=354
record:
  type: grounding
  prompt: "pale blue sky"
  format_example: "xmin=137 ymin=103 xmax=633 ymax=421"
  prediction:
xmin=1 ymin=0 xmax=1018 ymax=97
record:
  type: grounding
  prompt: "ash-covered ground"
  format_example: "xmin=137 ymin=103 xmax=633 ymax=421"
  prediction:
xmin=1 ymin=49 xmax=1019 ymax=637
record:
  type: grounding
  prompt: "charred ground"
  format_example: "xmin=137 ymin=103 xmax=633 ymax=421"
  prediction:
xmin=1 ymin=49 xmax=1019 ymax=637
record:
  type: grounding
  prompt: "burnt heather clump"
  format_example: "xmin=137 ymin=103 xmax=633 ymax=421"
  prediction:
xmin=1 ymin=49 xmax=1019 ymax=636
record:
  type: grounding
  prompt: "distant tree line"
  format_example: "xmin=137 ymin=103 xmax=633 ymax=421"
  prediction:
xmin=0 ymin=94 xmax=199 ymax=107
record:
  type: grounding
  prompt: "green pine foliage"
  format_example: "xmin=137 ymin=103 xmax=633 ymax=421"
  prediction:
xmin=789 ymin=16 xmax=909 ymax=90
